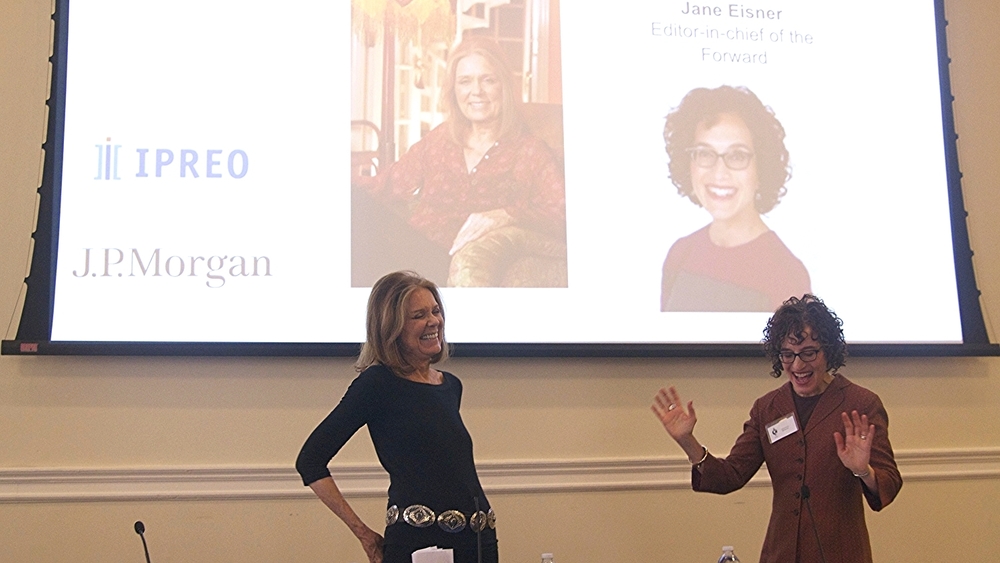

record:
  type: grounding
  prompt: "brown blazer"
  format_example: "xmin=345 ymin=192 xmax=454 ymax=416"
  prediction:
xmin=694 ymin=375 xmax=902 ymax=563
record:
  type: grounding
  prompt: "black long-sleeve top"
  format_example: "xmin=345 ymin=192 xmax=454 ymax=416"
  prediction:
xmin=296 ymin=364 xmax=494 ymax=548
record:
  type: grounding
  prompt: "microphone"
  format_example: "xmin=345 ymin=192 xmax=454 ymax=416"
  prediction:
xmin=134 ymin=521 xmax=152 ymax=563
xmin=800 ymin=486 xmax=827 ymax=563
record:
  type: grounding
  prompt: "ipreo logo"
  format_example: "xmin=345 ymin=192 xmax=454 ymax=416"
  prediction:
xmin=94 ymin=137 xmax=249 ymax=180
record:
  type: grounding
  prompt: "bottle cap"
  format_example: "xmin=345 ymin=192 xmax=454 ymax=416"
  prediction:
xmin=542 ymin=554 xmax=554 ymax=558
xmin=723 ymin=546 xmax=734 ymax=551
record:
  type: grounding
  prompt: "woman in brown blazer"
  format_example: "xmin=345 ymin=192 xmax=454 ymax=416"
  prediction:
xmin=652 ymin=295 xmax=902 ymax=563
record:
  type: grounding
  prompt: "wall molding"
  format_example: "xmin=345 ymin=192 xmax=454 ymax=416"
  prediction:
xmin=2 ymin=448 xmax=999 ymax=504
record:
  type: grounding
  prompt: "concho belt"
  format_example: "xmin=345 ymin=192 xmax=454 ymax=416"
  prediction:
xmin=385 ymin=504 xmax=496 ymax=533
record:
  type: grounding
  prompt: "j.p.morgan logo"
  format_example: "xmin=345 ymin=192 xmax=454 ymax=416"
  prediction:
xmin=94 ymin=138 xmax=248 ymax=180
xmin=72 ymin=248 xmax=271 ymax=289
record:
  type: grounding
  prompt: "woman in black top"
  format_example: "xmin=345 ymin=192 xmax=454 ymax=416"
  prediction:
xmin=296 ymin=271 xmax=497 ymax=563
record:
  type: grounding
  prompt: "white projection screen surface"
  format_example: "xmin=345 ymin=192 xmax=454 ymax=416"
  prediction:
xmin=4 ymin=0 xmax=995 ymax=356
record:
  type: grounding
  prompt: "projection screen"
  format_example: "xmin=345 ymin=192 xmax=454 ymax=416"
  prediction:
xmin=3 ymin=0 xmax=995 ymax=356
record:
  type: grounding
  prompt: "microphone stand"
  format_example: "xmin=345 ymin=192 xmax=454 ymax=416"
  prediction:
xmin=474 ymin=496 xmax=482 ymax=563
xmin=800 ymin=486 xmax=827 ymax=563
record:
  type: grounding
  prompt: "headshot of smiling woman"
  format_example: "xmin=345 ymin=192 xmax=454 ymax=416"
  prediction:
xmin=660 ymin=85 xmax=810 ymax=312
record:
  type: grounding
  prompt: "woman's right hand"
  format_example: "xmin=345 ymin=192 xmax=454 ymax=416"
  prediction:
xmin=651 ymin=386 xmax=697 ymax=443
xmin=356 ymin=526 xmax=384 ymax=563
xmin=305 ymin=477 xmax=385 ymax=563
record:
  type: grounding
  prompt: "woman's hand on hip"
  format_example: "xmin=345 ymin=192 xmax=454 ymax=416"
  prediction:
xmin=357 ymin=526 xmax=384 ymax=563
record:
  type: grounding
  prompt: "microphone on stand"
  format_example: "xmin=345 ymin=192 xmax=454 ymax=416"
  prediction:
xmin=800 ymin=486 xmax=827 ymax=563
xmin=473 ymin=496 xmax=483 ymax=563
xmin=134 ymin=521 xmax=152 ymax=563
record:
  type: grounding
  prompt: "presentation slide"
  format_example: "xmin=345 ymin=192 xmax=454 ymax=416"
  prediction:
xmin=49 ymin=0 xmax=963 ymax=345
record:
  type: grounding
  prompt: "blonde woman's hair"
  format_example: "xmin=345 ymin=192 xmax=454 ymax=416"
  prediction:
xmin=355 ymin=271 xmax=449 ymax=373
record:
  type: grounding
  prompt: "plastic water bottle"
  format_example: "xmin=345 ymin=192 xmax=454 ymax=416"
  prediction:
xmin=718 ymin=546 xmax=740 ymax=563
xmin=541 ymin=553 xmax=554 ymax=563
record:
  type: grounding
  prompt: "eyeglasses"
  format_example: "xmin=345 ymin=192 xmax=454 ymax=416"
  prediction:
xmin=686 ymin=146 xmax=755 ymax=170
xmin=778 ymin=349 xmax=821 ymax=364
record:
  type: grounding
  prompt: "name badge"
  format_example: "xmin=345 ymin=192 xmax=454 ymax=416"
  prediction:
xmin=765 ymin=413 xmax=799 ymax=444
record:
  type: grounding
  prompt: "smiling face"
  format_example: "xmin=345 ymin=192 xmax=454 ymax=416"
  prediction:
xmin=780 ymin=326 xmax=830 ymax=397
xmin=689 ymin=113 xmax=761 ymax=225
xmin=453 ymin=53 xmax=503 ymax=125
xmin=399 ymin=287 xmax=444 ymax=367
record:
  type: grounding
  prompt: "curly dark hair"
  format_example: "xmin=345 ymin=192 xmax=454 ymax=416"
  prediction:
xmin=663 ymin=85 xmax=791 ymax=214
xmin=762 ymin=294 xmax=847 ymax=377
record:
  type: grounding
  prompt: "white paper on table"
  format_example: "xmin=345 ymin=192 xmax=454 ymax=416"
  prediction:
xmin=411 ymin=546 xmax=454 ymax=563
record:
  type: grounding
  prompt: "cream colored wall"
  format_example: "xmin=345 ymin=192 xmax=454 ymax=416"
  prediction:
xmin=3 ymin=0 xmax=1000 ymax=561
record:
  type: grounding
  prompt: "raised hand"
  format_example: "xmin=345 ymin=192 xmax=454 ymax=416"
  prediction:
xmin=651 ymin=386 xmax=697 ymax=443
xmin=833 ymin=410 xmax=875 ymax=476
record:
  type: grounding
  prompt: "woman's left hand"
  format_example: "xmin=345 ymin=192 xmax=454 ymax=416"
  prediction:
xmin=834 ymin=410 xmax=875 ymax=477
xmin=450 ymin=208 xmax=514 ymax=255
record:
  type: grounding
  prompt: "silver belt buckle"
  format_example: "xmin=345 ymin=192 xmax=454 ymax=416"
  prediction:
xmin=402 ymin=504 xmax=435 ymax=528
xmin=385 ymin=505 xmax=399 ymax=526
xmin=469 ymin=510 xmax=486 ymax=532
xmin=487 ymin=507 xmax=496 ymax=529
xmin=436 ymin=509 xmax=467 ymax=533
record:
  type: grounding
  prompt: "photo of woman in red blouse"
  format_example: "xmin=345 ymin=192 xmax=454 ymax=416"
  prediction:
xmin=353 ymin=33 xmax=567 ymax=288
